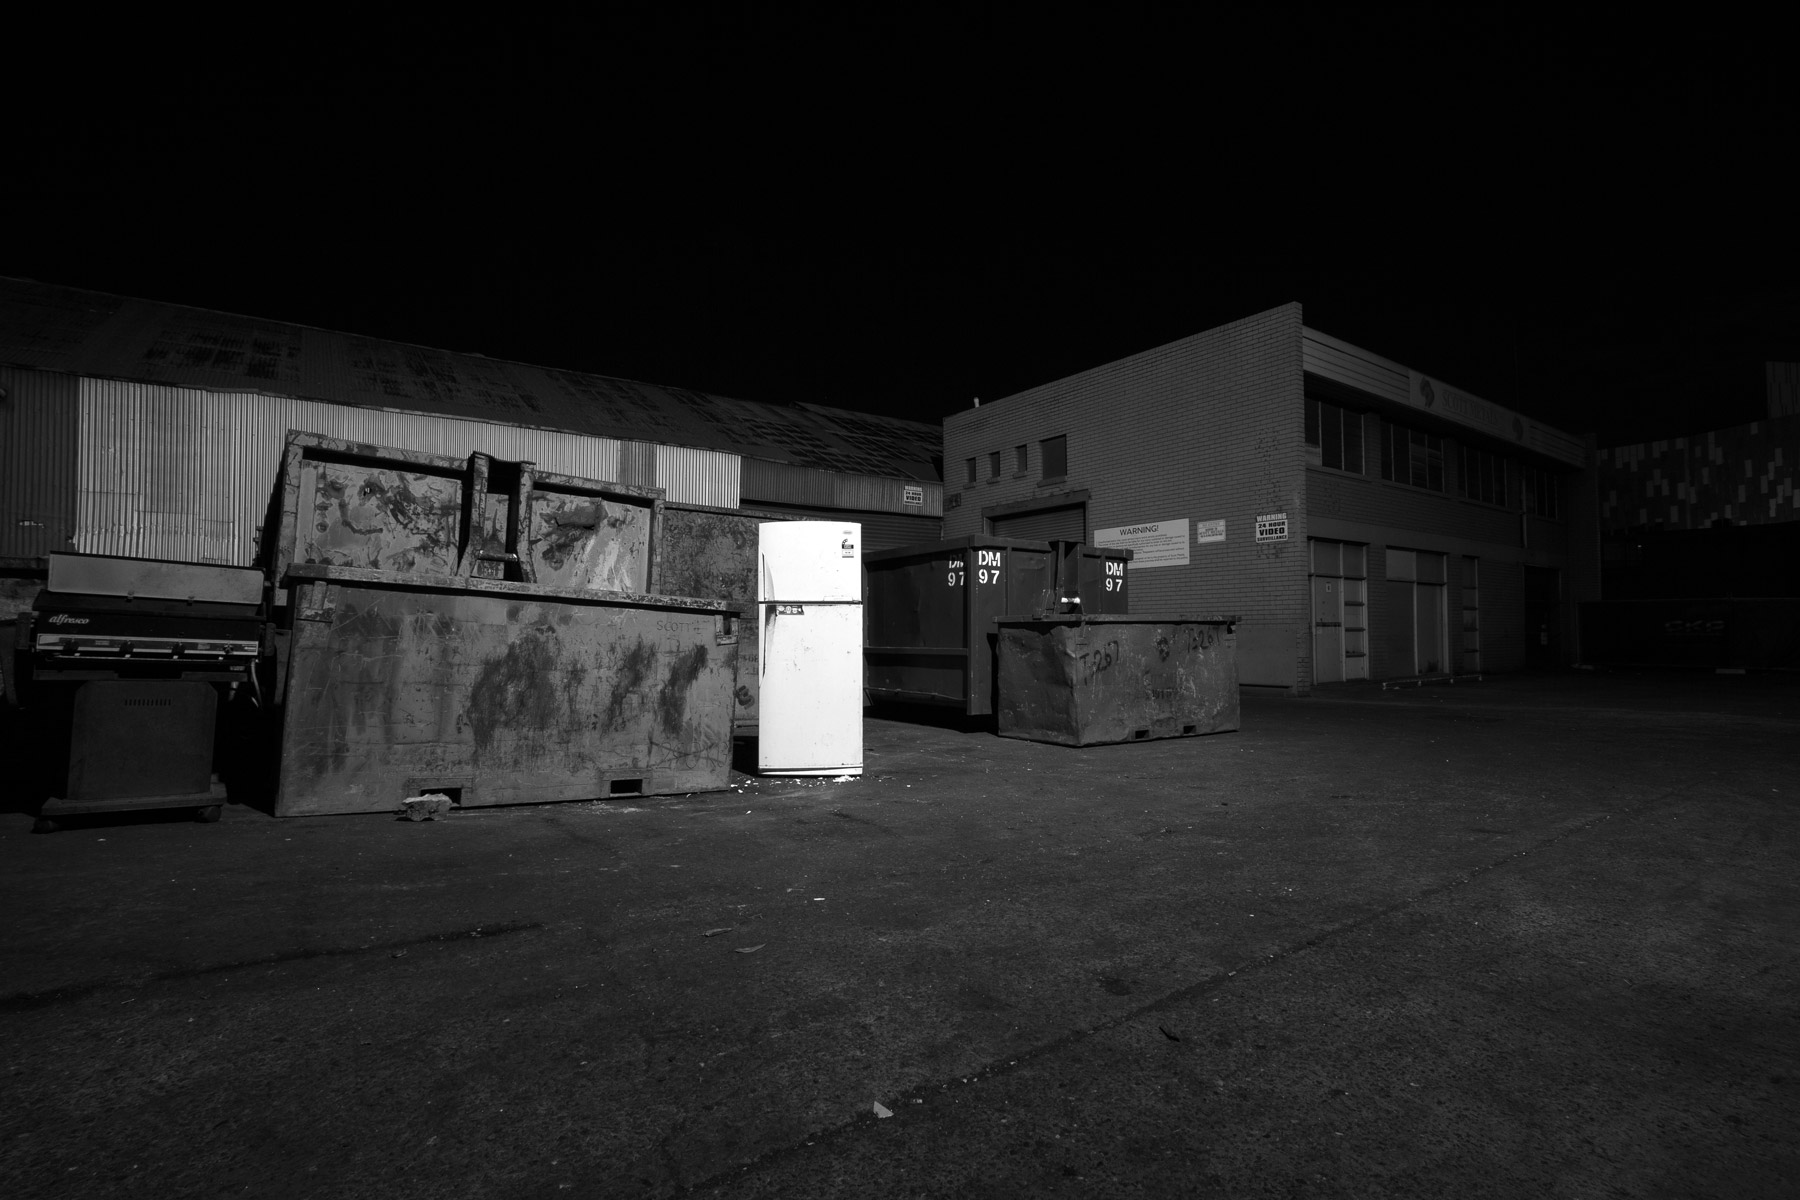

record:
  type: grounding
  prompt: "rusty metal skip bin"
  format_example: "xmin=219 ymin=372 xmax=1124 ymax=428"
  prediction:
xmin=264 ymin=431 xmax=742 ymax=815
xmin=993 ymin=613 xmax=1240 ymax=746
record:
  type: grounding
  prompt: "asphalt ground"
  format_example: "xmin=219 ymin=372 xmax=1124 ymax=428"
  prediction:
xmin=1 ymin=671 xmax=1796 ymax=1199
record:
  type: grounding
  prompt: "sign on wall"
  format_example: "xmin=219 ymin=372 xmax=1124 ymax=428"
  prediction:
xmin=1092 ymin=518 xmax=1190 ymax=568
xmin=1255 ymin=512 xmax=1289 ymax=542
xmin=1196 ymin=519 xmax=1226 ymax=544
xmin=902 ymin=485 xmax=924 ymax=506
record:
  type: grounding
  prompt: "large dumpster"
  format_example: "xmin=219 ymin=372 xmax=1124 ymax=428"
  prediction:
xmin=655 ymin=502 xmax=788 ymax=730
xmin=994 ymin=613 xmax=1239 ymax=746
xmin=865 ymin=537 xmax=1060 ymax=715
xmin=1050 ymin=541 xmax=1132 ymax=614
xmin=264 ymin=432 xmax=741 ymax=815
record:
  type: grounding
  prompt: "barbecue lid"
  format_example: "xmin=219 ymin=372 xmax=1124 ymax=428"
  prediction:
xmin=45 ymin=553 xmax=263 ymax=606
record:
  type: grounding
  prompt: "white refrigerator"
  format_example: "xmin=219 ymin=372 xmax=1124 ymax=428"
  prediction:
xmin=758 ymin=521 xmax=863 ymax=775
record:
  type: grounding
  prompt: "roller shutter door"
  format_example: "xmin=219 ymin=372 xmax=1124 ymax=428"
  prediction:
xmin=991 ymin=503 xmax=1085 ymax=542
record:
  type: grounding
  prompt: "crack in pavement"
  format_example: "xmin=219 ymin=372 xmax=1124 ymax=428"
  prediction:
xmin=0 ymin=919 xmax=545 ymax=1012
xmin=687 ymin=779 xmax=1695 ymax=1193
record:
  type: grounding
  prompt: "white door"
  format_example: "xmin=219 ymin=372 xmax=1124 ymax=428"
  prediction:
xmin=759 ymin=601 xmax=863 ymax=774
xmin=759 ymin=522 xmax=861 ymax=602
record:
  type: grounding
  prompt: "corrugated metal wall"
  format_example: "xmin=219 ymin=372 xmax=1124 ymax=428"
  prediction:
xmin=656 ymin=443 xmax=741 ymax=508
xmin=75 ymin=380 xmax=740 ymax=565
xmin=741 ymin=458 xmax=941 ymax=516
xmin=747 ymin=502 xmax=941 ymax=552
xmin=0 ymin=367 xmax=79 ymax=558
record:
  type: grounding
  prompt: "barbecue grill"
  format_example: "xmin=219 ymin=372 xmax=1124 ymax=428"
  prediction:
xmin=19 ymin=554 xmax=266 ymax=832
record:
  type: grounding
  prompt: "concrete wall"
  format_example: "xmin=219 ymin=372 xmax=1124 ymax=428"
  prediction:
xmin=943 ymin=305 xmax=1310 ymax=690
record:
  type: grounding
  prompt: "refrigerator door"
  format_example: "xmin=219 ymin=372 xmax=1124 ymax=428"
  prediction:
xmin=759 ymin=600 xmax=864 ymax=775
xmin=759 ymin=522 xmax=861 ymax=603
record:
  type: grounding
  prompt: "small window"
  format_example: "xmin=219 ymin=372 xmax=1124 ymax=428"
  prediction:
xmin=1380 ymin=422 xmax=1444 ymax=492
xmin=1523 ymin=466 xmax=1561 ymax=519
xmin=1305 ymin=397 xmax=1363 ymax=473
xmin=1014 ymin=444 xmax=1028 ymax=474
xmin=1458 ymin=445 xmax=1509 ymax=506
xmin=1040 ymin=435 xmax=1067 ymax=480
xmin=964 ymin=457 xmax=977 ymax=485
xmin=988 ymin=450 xmax=1001 ymax=479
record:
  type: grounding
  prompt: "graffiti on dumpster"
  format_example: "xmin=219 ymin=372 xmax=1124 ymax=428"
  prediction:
xmin=1071 ymin=639 xmax=1122 ymax=683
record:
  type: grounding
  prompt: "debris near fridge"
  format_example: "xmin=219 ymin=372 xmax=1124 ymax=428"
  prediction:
xmin=398 ymin=793 xmax=455 ymax=821
xmin=703 ymin=927 xmax=731 ymax=937
xmin=734 ymin=944 xmax=765 ymax=954
xmin=872 ymin=1101 xmax=894 ymax=1118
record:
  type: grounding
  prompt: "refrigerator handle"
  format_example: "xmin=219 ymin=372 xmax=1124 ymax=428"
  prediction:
xmin=760 ymin=555 xmax=774 ymax=604
xmin=762 ymin=604 xmax=774 ymax=677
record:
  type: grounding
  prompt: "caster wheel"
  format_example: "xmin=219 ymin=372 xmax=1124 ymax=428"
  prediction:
xmin=195 ymin=805 xmax=223 ymax=824
xmin=32 ymin=817 xmax=59 ymax=834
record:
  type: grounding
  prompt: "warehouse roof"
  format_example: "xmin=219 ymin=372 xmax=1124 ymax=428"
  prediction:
xmin=0 ymin=277 xmax=942 ymax=482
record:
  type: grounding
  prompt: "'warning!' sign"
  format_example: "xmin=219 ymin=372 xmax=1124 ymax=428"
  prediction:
xmin=1092 ymin=518 xmax=1189 ymax=568
xmin=1255 ymin=512 xmax=1289 ymax=542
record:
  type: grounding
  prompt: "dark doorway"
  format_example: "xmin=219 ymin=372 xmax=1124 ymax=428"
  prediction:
xmin=1524 ymin=566 xmax=1561 ymax=668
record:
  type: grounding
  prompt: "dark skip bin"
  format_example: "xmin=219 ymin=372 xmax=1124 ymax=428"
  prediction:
xmin=1048 ymin=541 xmax=1132 ymax=614
xmin=864 ymin=537 xmax=1061 ymax=716
xmin=263 ymin=431 xmax=742 ymax=814
xmin=994 ymin=614 xmax=1240 ymax=746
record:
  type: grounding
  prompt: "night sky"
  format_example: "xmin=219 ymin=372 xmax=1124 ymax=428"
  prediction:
xmin=12 ymin=9 xmax=1796 ymax=450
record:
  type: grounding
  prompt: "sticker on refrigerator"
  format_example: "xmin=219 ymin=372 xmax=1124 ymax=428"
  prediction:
xmin=841 ymin=537 xmax=856 ymax=557
xmin=777 ymin=604 xmax=805 ymax=614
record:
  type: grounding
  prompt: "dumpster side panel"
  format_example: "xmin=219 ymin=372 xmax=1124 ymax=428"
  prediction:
xmin=527 ymin=491 xmax=653 ymax=593
xmin=275 ymin=583 xmax=736 ymax=814
xmin=656 ymin=506 xmax=767 ymax=726
xmin=302 ymin=461 xmax=464 ymax=575
xmin=866 ymin=539 xmax=1059 ymax=713
xmin=996 ymin=618 xmax=1239 ymax=746
xmin=965 ymin=545 xmax=1057 ymax=714
xmin=994 ymin=625 xmax=1082 ymax=743
xmin=866 ymin=549 xmax=973 ymax=707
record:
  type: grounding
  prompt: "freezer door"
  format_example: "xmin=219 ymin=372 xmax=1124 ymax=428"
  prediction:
xmin=758 ymin=601 xmax=863 ymax=775
xmin=758 ymin=521 xmax=861 ymax=603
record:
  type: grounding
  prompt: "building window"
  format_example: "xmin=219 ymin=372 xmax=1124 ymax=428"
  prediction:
xmin=1458 ymin=445 xmax=1509 ymax=506
xmin=964 ymin=457 xmax=977 ymax=486
xmin=1305 ymin=398 xmax=1364 ymax=473
xmin=988 ymin=450 xmax=1001 ymax=479
xmin=1014 ymin=444 xmax=1028 ymax=474
xmin=1523 ymin=466 xmax=1560 ymax=519
xmin=1380 ymin=422 xmax=1444 ymax=492
xmin=1040 ymin=435 xmax=1067 ymax=480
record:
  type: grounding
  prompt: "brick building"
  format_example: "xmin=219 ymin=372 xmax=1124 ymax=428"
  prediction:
xmin=942 ymin=304 xmax=1598 ymax=692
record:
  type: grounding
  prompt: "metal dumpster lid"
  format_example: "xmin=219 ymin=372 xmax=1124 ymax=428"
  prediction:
xmin=864 ymin=536 xmax=1057 ymax=563
xmin=47 ymin=553 xmax=264 ymax=606
xmin=283 ymin=563 xmax=746 ymax=615
xmin=993 ymin=612 xmax=1238 ymax=626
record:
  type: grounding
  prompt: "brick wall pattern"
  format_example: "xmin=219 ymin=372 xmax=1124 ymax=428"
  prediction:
xmin=943 ymin=305 xmax=1312 ymax=687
